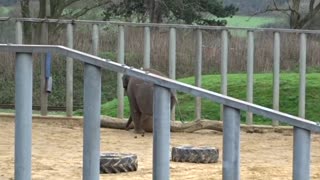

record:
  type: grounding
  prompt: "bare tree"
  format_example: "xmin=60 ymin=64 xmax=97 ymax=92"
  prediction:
xmin=20 ymin=0 xmax=112 ymax=43
xmin=265 ymin=0 xmax=320 ymax=29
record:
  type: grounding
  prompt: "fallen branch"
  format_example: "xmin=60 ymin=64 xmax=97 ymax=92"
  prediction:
xmin=100 ymin=116 xmax=223 ymax=132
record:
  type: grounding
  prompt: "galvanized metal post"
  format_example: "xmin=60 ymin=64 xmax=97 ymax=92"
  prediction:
xmin=195 ymin=29 xmax=202 ymax=120
xmin=293 ymin=127 xmax=311 ymax=180
xmin=83 ymin=63 xmax=101 ymax=180
xmin=169 ymin=27 xmax=176 ymax=121
xmin=143 ymin=26 xmax=151 ymax=68
xmin=92 ymin=24 xmax=99 ymax=56
xmin=246 ymin=31 xmax=254 ymax=125
xmin=299 ymin=33 xmax=306 ymax=118
xmin=223 ymin=105 xmax=240 ymax=180
xmin=15 ymin=53 xmax=33 ymax=180
xmin=15 ymin=21 xmax=23 ymax=43
xmin=40 ymin=22 xmax=48 ymax=116
xmin=66 ymin=23 xmax=74 ymax=117
xmin=272 ymin=32 xmax=280 ymax=126
xmin=220 ymin=30 xmax=229 ymax=121
xmin=117 ymin=25 xmax=125 ymax=119
xmin=153 ymin=85 xmax=171 ymax=180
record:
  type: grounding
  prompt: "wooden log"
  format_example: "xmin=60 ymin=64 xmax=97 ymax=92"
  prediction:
xmin=100 ymin=116 xmax=223 ymax=132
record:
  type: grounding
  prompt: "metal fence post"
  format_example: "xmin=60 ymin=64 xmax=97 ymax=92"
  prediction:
xmin=169 ymin=27 xmax=176 ymax=121
xmin=83 ymin=63 xmax=101 ymax=180
xmin=153 ymin=85 xmax=171 ymax=180
xmin=117 ymin=25 xmax=125 ymax=119
xmin=92 ymin=24 xmax=99 ymax=56
xmin=195 ymin=29 xmax=202 ymax=120
xmin=144 ymin=26 xmax=151 ymax=68
xmin=220 ymin=30 xmax=229 ymax=121
xmin=66 ymin=23 xmax=74 ymax=117
xmin=293 ymin=127 xmax=311 ymax=180
xmin=15 ymin=21 xmax=23 ymax=43
xmin=40 ymin=22 xmax=48 ymax=116
xmin=299 ymin=33 xmax=307 ymax=118
xmin=223 ymin=105 xmax=240 ymax=180
xmin=246 ymin=31 xmax=254 ymax=125
xmin=15 ymin=53 xmax=33 ymax=180
xmin=272 ymin=32 xmax=280 ymax=126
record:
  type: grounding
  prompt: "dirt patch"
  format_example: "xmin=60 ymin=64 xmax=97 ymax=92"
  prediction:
xmin=1 ymin=118 xmax=320 ymax=180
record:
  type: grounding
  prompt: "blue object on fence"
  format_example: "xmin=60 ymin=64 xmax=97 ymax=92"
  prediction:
xmin=45 ymin=52 xmax=52 ymax=93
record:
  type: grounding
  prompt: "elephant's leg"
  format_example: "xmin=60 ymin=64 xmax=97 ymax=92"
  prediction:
xmin=142 ymin=114 xmax=153 ymax=132
xmin=132 ymin=111 xmax=144 ymax=134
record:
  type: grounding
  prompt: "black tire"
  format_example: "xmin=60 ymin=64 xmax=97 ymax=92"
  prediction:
xmin=171 ymin=146 xmax=219 ymax=163
xmin=100 ymin=153 xmax=138 ymax=174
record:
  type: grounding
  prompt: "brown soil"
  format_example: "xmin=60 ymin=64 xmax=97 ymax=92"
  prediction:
xmin=1 ymin=118 xmax=320 ymax=180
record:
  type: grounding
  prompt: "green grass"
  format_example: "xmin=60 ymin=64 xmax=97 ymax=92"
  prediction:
xmin=0 ymin=6 xmax=12 ymax=16
xmin=91 ymin=73 xmax=320 ymax=125
xmin=218 ymin=15 xmax=286 ymax=37
xmin=222 ymin=15 xmax=283 ymax=28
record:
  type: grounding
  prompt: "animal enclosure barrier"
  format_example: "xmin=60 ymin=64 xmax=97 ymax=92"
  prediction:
xmin=1 ymin=17 xmax=320 ymax=125
xmin=0 ymin=44 xmax=319 ymax=180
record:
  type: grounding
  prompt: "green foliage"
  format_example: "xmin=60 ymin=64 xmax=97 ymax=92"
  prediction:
xmin=98 ymin=73 xmax=320 ymax=125
xmin=102 ymin=0 xmax=238 ymax=25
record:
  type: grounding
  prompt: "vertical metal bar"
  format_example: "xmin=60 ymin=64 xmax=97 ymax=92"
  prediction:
xmin=153 ymin=85 xmax=171 ymax=180
xmin=220 ymin=30 xmax=229 ymax=121
xmin=143 ymin=26 xmax=151 ymax=68
xmin=246 ymin=31 xmax=254 ymax=125
xmin=40 ymin=22 xmax=48 ymax=116
xmin=15 ymin=21 xmax=23 ymax=43
xmin=293 ymin=127 xmax=311 ymax=180
xmin=195 ymin=29 xmax=202 ymax=120
xmin=92 ymin=24 xmax=99 ymax=56
xmin=66 ymin=23 xmax=74 ymax=117
xmin=272 ymin=32 xmax=280 ymax=126
xmin=223 ymin=105 xmax=240 ymax=180
xmin=83 ymin=63 xmax=101 ymax=180
xmin=117 ymin=25 xmax=125 ymax=119
xmin=169 ymin=27 xmax=176 ymax=121
xmin=15 ymin=53 xmax=33 ymax=180
xmin=299 ymin=33 xmax=307 ymax=118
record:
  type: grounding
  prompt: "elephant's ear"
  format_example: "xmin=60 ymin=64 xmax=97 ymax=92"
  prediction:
xmin=122 ymin=75 xmax=129 ymax=90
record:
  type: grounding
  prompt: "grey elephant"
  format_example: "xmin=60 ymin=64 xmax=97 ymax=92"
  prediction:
xmin=122 ymin=68 xmax=176 ymax=134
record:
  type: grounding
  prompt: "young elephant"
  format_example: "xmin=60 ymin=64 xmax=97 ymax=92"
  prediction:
xmin=123 ymin=68 xmax=176 ymax=134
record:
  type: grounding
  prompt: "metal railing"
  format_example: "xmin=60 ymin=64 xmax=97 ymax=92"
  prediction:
xmin=0 ymin=44 xmax=319 ymax=180
xmin=1 ymin=17 xmax=319 ymax=125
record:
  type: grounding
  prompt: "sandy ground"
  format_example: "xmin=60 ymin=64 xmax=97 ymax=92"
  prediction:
xmin=1 ymin=118 xmax=320 ymax=180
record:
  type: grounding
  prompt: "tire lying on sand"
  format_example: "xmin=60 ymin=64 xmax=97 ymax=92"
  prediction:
xmin=100 ymin=153 xmax=138 ymax=174
xmin=171 ymin=146 xmax=219 ymax=163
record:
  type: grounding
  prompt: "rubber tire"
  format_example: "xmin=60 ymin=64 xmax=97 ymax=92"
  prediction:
xmin=100 ymin=153 xmax=138 ymax=174
xmin=171 ymin=146 xmax=219 ymax=163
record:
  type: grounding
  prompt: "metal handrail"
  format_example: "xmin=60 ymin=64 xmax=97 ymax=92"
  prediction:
xmin=1 ymin=43 xmax=319 ymax=132
xmin=1 ymin=17 xmax=320 ymax=34
xmin=2 ymin=43 xmax=316 ymax=180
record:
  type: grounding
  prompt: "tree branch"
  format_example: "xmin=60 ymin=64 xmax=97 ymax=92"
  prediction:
xmin=64 ymin=1 xmax=111 ymax=19
xmin=310 ymin=0 xmax=315 ymax=13
xmin=300 ymin=2 xmax=320 ymax=28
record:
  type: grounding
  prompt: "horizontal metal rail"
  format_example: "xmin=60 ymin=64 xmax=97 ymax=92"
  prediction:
xmin=1 ymin=44 xmax=319 ymax=132
xmin=1 ymin=17 xmax=320 ymax=34
xmin=0 ymin=104 xmax=83 ymax=111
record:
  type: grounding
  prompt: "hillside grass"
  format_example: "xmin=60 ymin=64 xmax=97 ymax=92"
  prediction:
xmin=93 ymin=73 xmax=320 ymax=125
xmin=218 ymin=15 xmax=286 ymax=37
xmin=0 ymin=6 xmax=12 ymax=16
xmin=222 ymin=15 xmax=283 ymax=28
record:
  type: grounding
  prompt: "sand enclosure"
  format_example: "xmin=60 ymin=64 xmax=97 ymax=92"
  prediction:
xmin=1 ymin=117 xmax=320 ymax=180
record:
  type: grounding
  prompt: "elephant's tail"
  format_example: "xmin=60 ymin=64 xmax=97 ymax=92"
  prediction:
xmin=174 ymin=96 xmax=185 ymax=124
xmin=125 ymin=116 xmax=132 ymax=130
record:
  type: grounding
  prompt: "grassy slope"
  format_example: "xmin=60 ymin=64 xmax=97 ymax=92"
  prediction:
xmin=97 ymin=73 xmax=320 ymax=125
xmin=222 ymin=16 xmax=283 ymax=28
xmin=0 ymin=6 xmax=12 ymax=16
